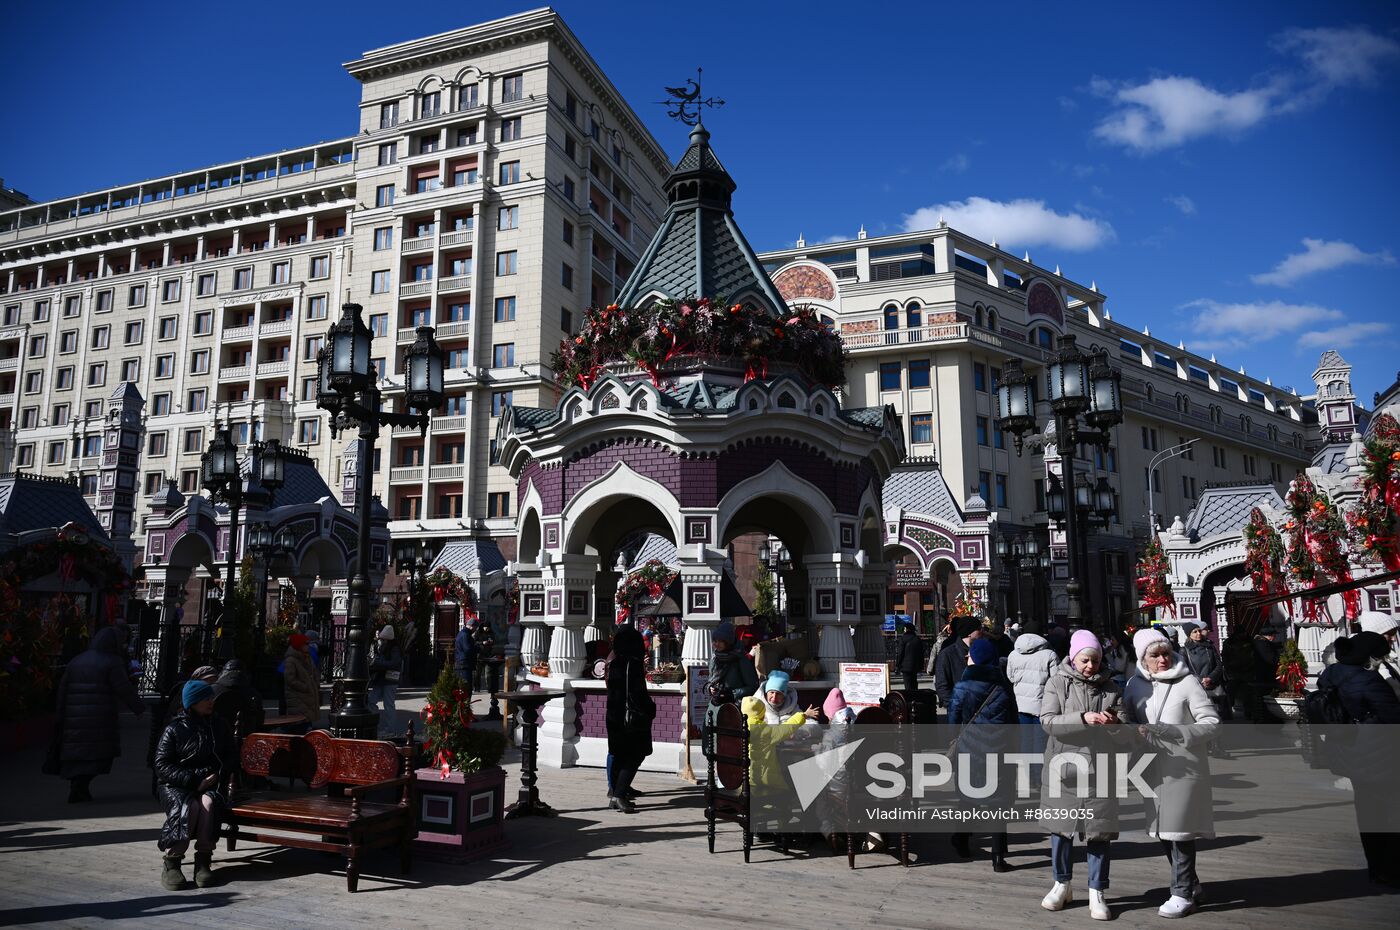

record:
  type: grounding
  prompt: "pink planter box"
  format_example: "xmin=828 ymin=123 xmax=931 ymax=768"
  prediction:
xmin=411 ymin=766 xmax=508 ymax=863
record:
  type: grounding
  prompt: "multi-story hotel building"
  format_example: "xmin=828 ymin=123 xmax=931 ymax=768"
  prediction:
xmin=0 ymin=9 xmax=669 ymax=567
xmin=758 ymin=230 xmax=1317 ymax=625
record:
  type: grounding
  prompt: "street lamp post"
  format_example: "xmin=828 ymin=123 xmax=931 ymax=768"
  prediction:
xmin=757 ymin=539 xmax=790 ymax=629
xmin=393 ymin=538 xmax=437 ymax=685
xmin=248 ymin=520 xmax=297 ymax=657
xmin=318 ymin=304 xmax=444 ymax=739
xmin=994 ymin=532 xmax=1042 ymax=632
xmin=995 ymin=336 xmax=1122 ymax=632
xmin=200 ymin=427 xmax=286 ymax=659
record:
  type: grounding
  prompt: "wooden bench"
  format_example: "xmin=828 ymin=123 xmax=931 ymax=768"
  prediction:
xmin=224 ymin=725 xmax=416 ymax=892
xmin=704 ymin=701 xmax=755 ymax=861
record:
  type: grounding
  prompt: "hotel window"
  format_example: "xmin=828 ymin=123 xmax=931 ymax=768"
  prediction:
xmin=993 ymin=421 xmax=1005 ymax=450
xmin=978 ymin=471 xmax=992 ymax=503
xmin=149 ymin=431 xmax=168 ymax=456
xmin=304 ymin=336 xmax=324 ymax=360
xmin=494 ymin=296 xmax=516 ymax=322
xmin=446 ymin=301 xmax=470 ymax=322
xmin=180 ymin=469 xmax=199 ymax=493
xmin=420 ymin=91 xmax=441 ymax=118
xmin=95 ymin=290 xmax=113 ymax=313
xmin=369 ymin=313 xmax=388 ymax=337
xmin=443 ymin=394 xmax=468 ymax=415
xmin=375 ymin=184 xmax=395 ymax=208
xmin=84 ymin=400 xmax=102 ymax=418
xmin=2 ymin=304 xmax=18 ymax=325
xmin=973 ymin=363 xmax=987 ymax=392
xmin=189 ymin=349 xmax=210 ymax=374
xmin=377 ymin=142 xmax=397 ymax=166
xmin=16 ymin=444 xmax=34 ymax=468
xmin=995 ymin=474 xmax=1008 ymax=508
xmin=309 ymin=255 xmax=329 ymax=279
xmin=188 ymin=388 xmax=207 ymax=412
xmin=910 ymin=413 xmax=933 ymax=444
xmin=496 ymin=251 xmax=517 ymax=276
xmin=27 ymin=333 xmax=47 ymax=358
xmin=415 ymin=218 xmax=438 ymax=237
xmin=55 ymin=367 xmax=73 ymax=390
xmin=371 ymin=357 xmax=385 ymax=380
xmin=501 ymin=73 xmax=523 ymax=102
xmin=564 ymin=135 xmax=577 ymax=160
xmin=492 ymin=343 xmax=515 ymax=368
xmin=879 ymin=362 xmax=900 ymax=391
xmin=976 ymin=416 xmax=989 ymax=446
xmin=448 ymin=257 xmax=470 ymax=276
xmin=47 ymin=441 xmax=66 ymax=466
xmin=373 ymin=227 xmax=393 ymax=250
xmin=562 ymin=220 xmax=574 ymax=245
xmin=459 ymin=83 xmax=479 ymax=109
xmin=498 ymin=205 xmax=518 ymax=230
xmin=562 ymin=176 xmax=575 ymax=200
xmin=162 ymin=279 xmax=180 ymax=302
xmin=562 ymin=263 xmax=573 ymax=290
xmin=306 ymin=295 xmax=328 ymax=321
xmin=456 ymin=127 xmax=478 ymax=147
xmin=125 ymin=320 xmax=143 ymax=344
xmin=151 ymin=392 xmax=171 ymax=416
xmin=31 ymin=300 xmax=50 ymax=322
xmin=500 ymin=117 xmax=522 ymax=142
xmin=129 ymin=284 xmax=146 ymax=308
xmin=490 ymin=439 xmax=501 ymax=465
xmin=412 ymin=262 xmax=434 ymax=281
xmin=271 ymin=262 xmax=290 ymax=285
xmin=87 ymin=362 xmax=106 ymax=387
xmin=1142 ymin=427 xmax=1158 ymax=451
xmin=498 ymin=161 xmax=520 ymax=185
xmin=492 ymin=390 xmax=512 ymax=416
xmin=560 ymin=307 xmax=573 ymax=333
xmin=63 ymin=294 xmax=82 ymax=317
xmin=81 ymin=435 xmax=102 ymax=458
xmin=20 ymin=407 xmax=38 ymax=429
xmin=52 ymin=404 xmax=69 ymax=426
xmin=409 ymin=306 xmax=431 ymax=327
xmin=908 ymin=359 xmax=930 ymax=388
xmin=371 ymin=270 xmax=391 ymax=293
xmin=197 ymin=273 xmax=216 ymax=295
xmin=120 ymin=358 xmax=139 ymax=381
xmin=436 ymin=493 xmax=463 ymax=519
xmin=1183 ymin=475 xmax=1197 ymax=499
xmin=883 ymin=304 xmax=899 ymax=330
xmin=158 ymin=316 xmax=178 ymax=340
xmin=379 ymin=101 xmax=399 ymax=129
xmin=298 ymin=419 xmax=320 ymax=444
xmin=906 ymin=302 xmax=922 ymax=328
xmin=183 ymin=429 xmax=203 ymax=453
xmin=233 ymin=268 xmax=252 ymax=290
xmin=193 ymin=311 xmax=212 ymax=335
xmin=24 ymin=371 xmax=42 ymax=394
xmin=154 ymin=354 xmax=174 ymax=379
xmin=487 ymin=492 xmax=511 ymax=519
xmin=144 ymin=472 xmax=164 ymax=496
xmin=447 ymin=347 xmax=471 ymax=367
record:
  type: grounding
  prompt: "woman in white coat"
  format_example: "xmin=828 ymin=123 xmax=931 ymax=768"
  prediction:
xmin=1122 ymin=628 xmax=1219 ymax=919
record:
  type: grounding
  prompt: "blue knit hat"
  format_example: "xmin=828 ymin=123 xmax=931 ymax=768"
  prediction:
xmin=713 ymin=621 xmax=735 ymax=644
xmin=763 ymin=669 xmax=791 ymax=695
xmin=969 ymin=637 xmax=999 ymax=666
xmin=182 ymin=679 xmax=214 ymax=709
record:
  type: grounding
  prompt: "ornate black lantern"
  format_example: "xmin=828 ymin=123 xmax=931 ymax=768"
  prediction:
xmin=994 ymin=358 xmax=1037 ymax=451
xmin=1094 ymin=476 xmax=1116 ymax=520
xmin=1085 ymin=350 xmax=1123 ymax=431
xmin=994 ymin=536 xmax=1009 ymax=560
xmin=1046 ymin=473 xmax=1067 ymax=520
xmin=1046 ymin=334 xmax=1088 ymax=416
xmin=1038 ymin=550 xmax=1052 ymax=571
xmin=248 ymin=521 xmax=274 ymax=552
xmin=315 ymin=347 xmax=342 ymax=417
xmin=404 ymin=327 xmax=446 ymax=414
xmin=326 ymin=302 xmax=373 ymax=396
xmin=201 ymin=427 xmax=239 ymax=493
xmin=254 ymin=438 xmax=286 ymax=492
xmin=1022 ymin=534 xmax=1041 ymax=558
xmin=1075 ymin=474 xmax=1094 ymax=511
xmin=275 ymin=525 xmax=298 ymax=553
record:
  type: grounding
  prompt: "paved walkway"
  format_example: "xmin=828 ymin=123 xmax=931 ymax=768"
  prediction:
xmin=0 ymin=695 xmax=1395 ymax=929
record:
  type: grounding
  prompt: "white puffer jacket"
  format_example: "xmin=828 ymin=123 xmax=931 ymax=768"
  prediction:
xmin=1006 ymin=633 xmax=1059 ymax=716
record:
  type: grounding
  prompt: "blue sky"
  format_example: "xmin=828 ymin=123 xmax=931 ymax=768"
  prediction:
xmin=4 ymin=1 xmax=1398 ymax=401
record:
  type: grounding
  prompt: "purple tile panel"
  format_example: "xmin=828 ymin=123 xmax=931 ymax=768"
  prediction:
xmin=572 ymin=688 xmax=685 ymax=742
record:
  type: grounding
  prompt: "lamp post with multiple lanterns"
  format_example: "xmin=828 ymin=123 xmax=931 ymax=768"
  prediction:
xmin=316 ymin=302 xmax=445 ymax=739
xmin=247 ymin=519 xmax=298 ymax=658
xmin=994 ymin=334 xmax=1122 ymax=632
xmin=994 ymin=532 xmax=1041 ymax=632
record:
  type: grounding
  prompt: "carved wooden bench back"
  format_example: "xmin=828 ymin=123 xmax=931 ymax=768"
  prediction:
xmin=241 ymin=731 xmax=402 ymax=789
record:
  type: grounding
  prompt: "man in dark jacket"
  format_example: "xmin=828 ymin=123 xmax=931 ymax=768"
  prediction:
xmin=453 ymin=620 xmax=479 ymax=696
xmin=1317 ymin=632 xmax=1400 ymax=887
xmin=50 ymin=625 xmax=146 ymax=802
xmin=895 ymin=623 xmax=926 ymax=695
xmin=934 ymin=617 xmax=980 ymax=716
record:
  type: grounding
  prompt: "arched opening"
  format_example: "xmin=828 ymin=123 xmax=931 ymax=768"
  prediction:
xmin=883 ymin=542 xmax=930 ymax=633
xmin=518 ymin=508 xmax=543 ymax=567
xmin=567 ymin=496 xmax=676 ymax=560
xmin=906 ymin=301 xmax=922 ymax=329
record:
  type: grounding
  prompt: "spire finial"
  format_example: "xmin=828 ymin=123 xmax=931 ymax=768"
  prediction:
xmin=658 ymin=69 xmax=725 ymax=126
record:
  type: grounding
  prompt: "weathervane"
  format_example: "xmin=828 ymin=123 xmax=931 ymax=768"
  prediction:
xmin=657 ymin=68 xmax=725 ymax=126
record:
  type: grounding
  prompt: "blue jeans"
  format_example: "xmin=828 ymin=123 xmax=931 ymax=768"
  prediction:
xmin=606 ymin=753 xmax=615 ymax=794
xmin=368 ymin=682 xmax=397 ymax=735
xmin=1052 ymin=834 xmax=1110 ymax=890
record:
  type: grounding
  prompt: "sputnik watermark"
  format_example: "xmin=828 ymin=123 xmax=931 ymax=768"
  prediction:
xmin=865 ymin=751 xmax=1157 ymax=801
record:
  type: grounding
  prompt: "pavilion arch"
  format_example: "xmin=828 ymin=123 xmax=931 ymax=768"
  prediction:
xmin=884 ymin=541 xmax=926 ymax=573
xmin=562 ymin=461 xmax=685 ymax=555
xmin=715 ymin=461 xmax=837 ymax=556
xmin=298 ymin=537 xmax=347 ymax=585
xmin=567 ymin=496 xmax=676 ymax=563
xmin=518 ymin=507 xmax=543 ymax=567
xmin=166 ymin=529 xmax=218 ymax=576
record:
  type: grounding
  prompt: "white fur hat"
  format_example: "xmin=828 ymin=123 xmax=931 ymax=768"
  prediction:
xmin=1357 ymin=611 xmax=1400 ymax=637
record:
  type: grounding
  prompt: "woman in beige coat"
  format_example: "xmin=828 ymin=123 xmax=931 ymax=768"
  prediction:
xmin=283 ymin=633 xmax=321 ymax=727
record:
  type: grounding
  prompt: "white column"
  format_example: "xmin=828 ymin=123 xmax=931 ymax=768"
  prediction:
xmin=805 ymin=551 xmax=863 ymax=678
xmin=855 ymin=563 xmax=890 ymax=662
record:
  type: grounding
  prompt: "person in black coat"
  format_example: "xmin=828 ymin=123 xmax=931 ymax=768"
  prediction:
xmin=155 ymin=680 xmax=236 ymax=890
xmin=935 ymin=617 xmax=980 ymax=715
xmin=895 ymin=623 xmax=926 ymax=695
xmin=1317 ymin=632 xmax=1400 ymax=887
xmin=948 ymin=637 xmax=1019 ymax=871
xmin=212 ymin=659 xmax=263 ymax=735
xmin=453 ymin=620 xmax=479 ymax=696
xmin=49 ymin=625 xmax=146 ymax=802
xmin=605 ymin=625 xmax=655 ymax=814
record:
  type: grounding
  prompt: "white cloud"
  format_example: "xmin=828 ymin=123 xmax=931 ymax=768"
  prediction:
xmin=902 ymin=197 xmax=1115 ymax=251
xmin=939 ymin=153 xmax=970 ymax=173
xmin=1165 ymin=194 xmax=1197 ymax=215
xmin=1298 ymin=321 xmax=1392 ymax=349
xmin=1092 ymin=26 xmax=1400 ymax=153
xmin=1093 ymin=76 xmax=1279 ymax=153
xmin=1251 ymin=238 xmax=1397 ymax=286
xmin=1181 ymin=298 xmax=1344 ymax=350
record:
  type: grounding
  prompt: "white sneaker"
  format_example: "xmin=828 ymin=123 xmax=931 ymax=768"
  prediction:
xmin=1158 ymin=895 xmax=1197 ymax=918
xmin=1089 ymin=889 xmax=1112 ymax=921
xmin=1041 ymin=882 xmax=1073 ymax=911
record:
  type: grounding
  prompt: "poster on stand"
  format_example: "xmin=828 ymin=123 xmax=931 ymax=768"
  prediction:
xmin=838 ymin=662 xmax=889 ymax=708
xmin=686 ymin=664 xmax=709 ymax=738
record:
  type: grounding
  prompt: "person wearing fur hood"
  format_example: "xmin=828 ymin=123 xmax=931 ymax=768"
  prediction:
xmin=1122 ymin=628 xmax=1219 ymax=919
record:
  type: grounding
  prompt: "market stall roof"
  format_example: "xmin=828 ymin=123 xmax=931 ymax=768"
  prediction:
xmin=638 ymin=572 xmax=751 ymax=618
xmin=0 ymin=472 xmax=107 ymax=552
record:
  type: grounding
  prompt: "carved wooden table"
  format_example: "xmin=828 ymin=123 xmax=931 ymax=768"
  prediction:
xmin=494 ymin=688 xmax=565 ymax=818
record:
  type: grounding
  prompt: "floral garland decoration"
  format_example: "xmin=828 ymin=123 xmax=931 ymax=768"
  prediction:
xmin=426 ymin=567 xmax=478 ymax=619
xmin=1284 ymin=474 xmax=1356 ymax=621
xmin=1242 ymin=507 xmax=1287 ymax=600
xmin=1347 ymin=412 xmax=1400 ymax=571
xmin=504 ymin=578 xmax=520 ymax=624
xmin=1135 ymin=538 xmax=1176 ymax=618
xmin=949 ymin=575 xmax=985 ymax=620
xmin=551 ymin=297 xmax=847 ymax=391
xmin=616 ymin=559 xmax=676 ymax=624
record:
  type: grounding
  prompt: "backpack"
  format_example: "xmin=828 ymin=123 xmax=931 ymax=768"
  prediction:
xmin=1302 ymin=685 xmax=1354 ymax=726
xmin=1300 ymin=684 xmax=1355 ymax=770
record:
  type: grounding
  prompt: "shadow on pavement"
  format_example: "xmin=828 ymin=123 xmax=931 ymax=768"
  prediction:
xmin=0 ymin=892 xmax=239 ymax=925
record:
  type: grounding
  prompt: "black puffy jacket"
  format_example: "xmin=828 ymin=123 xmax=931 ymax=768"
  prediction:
xmin=54 ymin=626 xmax=145 ymax=763
xmin=1316 ymin=660 xmax=1400 ymax=780
xmin=154 ymin=711 xmax=236 ymax=850
xmin=895 ymin=630 xmax=926 ymax=674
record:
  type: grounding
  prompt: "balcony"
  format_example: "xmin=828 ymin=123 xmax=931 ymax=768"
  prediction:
xmin=0 ymin=392 xmax=14 ymax=408
xmin=439 ymin=274 xmax=471 ymax=295
xmin=218 ymin=365 xmax=251 ymax=382
xmin=399 ymin=280 xmax=433 ymax=297
xmin=429 ymin=464 xmax=464 ymax=480
xmin=222 ymin=324 xmax=255 ymax=342
xmin=390 ymin=465 xmax=424 ymax=483
xmin=435 ymin=321 xmax=471 ymax=339
xmin=402 ymin=235 xmax=434 ymax=253
xmin=256 ymin=360 xmax=291 ymax=377
xmin=441 ymin=230 xmax=473 ymax=247
xmin=397 ymin=327 xmax=420 ymax=344
xmin=431 ymin=415 xmax=466 ymax=432
xmin=0 ymin=357 xmax=18 ymax=372
xmin=840 ymin=322 xmax=967 ymax=351
xmin=259 ymin=318 xmax=293 ymax=337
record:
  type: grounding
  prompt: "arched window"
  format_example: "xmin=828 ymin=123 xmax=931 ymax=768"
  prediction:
xmin=883 ymin=304 xmax=900 ymax=330
xmin=1145 ymin=383 xmax=1155 ymax=403
xmin=1032 ymin=326 xmax=1054 ymax=348
xmin=986 ymin=308 xmax=999 ymax=331
xmin=1177 ymin=394 xmax=1190 ymax=415
xmin=777 ymin=393 xmax=797 ymax=409
xmin=906 ymin=301 xmax=922 ymax=329
xmin=1210 ymin=405 xmax=1223 ymax=425
xmin=974 ymin=305 xmax=985 ymax=328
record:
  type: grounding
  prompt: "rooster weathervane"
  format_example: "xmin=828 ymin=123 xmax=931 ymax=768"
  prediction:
xmin=657 ymin=68 xmax=725 ymax=126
